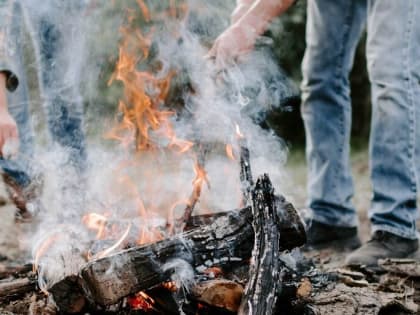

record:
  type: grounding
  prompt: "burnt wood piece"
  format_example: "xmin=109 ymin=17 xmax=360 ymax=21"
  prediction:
xmin=239 ymin=138 xmax=253 ymax=206
xmin=238 ymin=174 xmax=281 ymax=315
xmin=191 ymin=279 xmax=244 ymax=312
xmin=186 ymin=196 xmax=306 ymax=252
xmin=79 ymin=196 xmax=304 ymax=306
xmin=0 ymin=277 xmax=37 ymax=302
xmin=48 ymin=275 xmax=86 ymax=314
xmin=80 ymin=209 xmax=255 ymax=306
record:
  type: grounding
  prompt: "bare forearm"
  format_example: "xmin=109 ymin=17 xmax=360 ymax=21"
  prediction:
xmin=235 ymin=0 xmax=296 ymax=35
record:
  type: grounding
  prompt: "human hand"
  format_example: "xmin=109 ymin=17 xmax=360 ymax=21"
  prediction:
xmin=0 ymin=73 xmax=19 ymax=157
xmin=207 ymin=23 xmax=258 ymax=67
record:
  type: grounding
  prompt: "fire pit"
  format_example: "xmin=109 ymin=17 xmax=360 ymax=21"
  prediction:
xmin=0 ymin=2 xmax=419 ymax=315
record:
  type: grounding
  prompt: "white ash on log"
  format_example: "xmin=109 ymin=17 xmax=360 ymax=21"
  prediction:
xmin=238 ymin=174 xmax=281 ymax=315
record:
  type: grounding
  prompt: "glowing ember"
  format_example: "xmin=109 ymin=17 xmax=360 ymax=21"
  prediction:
xmin=127 ymin=291 xmax=156 ymax=311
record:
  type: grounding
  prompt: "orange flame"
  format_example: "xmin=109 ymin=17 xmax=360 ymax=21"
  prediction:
xmin=107 ymin=10 xmax=192 ymax=154
xmin=82 ymin=213 xmax=108 ymax=240
xmin=94 ymin=223 xmax=132 ymax=260
xmin=225 ymin=144 xmax=235 ymax=161
xmin=33 ymin=233 xmax=62 ymax=273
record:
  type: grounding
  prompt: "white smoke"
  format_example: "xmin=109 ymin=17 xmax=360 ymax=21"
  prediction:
xmin=16 ymin=0 xmax=298 ymax=303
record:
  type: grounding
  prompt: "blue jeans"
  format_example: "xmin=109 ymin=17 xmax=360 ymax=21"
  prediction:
xmin=301 ymin=0 xmax=420 ymax=239
xmin=4 ymin=2 xmax=86 ymax=187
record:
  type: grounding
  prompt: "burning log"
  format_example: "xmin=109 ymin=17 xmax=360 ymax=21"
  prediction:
xmin=77 ymin=182 xmax=305 ymax=307
xmin=238 ymin=174 xmax=281 ymax=315
xmin=80 ymin=209 xmax=255 ymax=306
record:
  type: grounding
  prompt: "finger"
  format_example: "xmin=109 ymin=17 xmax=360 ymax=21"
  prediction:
xmin=10 ymin=125 xmax=18 ymax=140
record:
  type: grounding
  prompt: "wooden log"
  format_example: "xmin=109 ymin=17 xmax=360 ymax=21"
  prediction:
xmin=0 ymin=277 xmax=37 ymax=302
xmin=79 ymin=194 xmax=305 ymax=307
xmin=48 ymin=275 xmax=86 ymax=314
xmin=238 ymin=174 xmax=281 ymax=315
xmin=80 ymin=208 xmax=255 ymax=306
xmin=191 ymin=279 xmax=244 ymax=313
xmin=0 ymin=263 xmax=33 ymax=280
xmin=186 ymin=195 xmax=306 ymax=252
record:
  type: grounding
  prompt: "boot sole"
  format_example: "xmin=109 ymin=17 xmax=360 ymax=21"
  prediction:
xmin=304 ymin=235 xmax=362 ymax=251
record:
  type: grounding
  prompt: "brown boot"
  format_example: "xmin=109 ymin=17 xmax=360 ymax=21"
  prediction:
xmin=346 ymin=231 xmax=419 ymax=267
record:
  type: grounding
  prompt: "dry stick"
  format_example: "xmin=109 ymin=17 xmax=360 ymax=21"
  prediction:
xmin=179 ymin=142 xmax=210 ymax=229
xmin=239 ymin=136 xmax=254 ymax=207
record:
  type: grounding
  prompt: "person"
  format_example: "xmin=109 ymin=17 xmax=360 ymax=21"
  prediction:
xmin=210 ymin=0 xmax=420 ymax=267
xmin=0 ymin=0 xmax=87 ymax=220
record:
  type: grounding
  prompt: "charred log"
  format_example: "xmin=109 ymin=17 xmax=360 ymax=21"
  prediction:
xmin=79 ymin=192 xmax=305 ymax=306
xmin=48 ymin=275 xmax=86 ymax=314
xmin=186 ymin=195 xmax=306 ymax=252
xmin=80 ymin=209 xmax=255 ymax=306
xmin=238 ymin=174 xmax=281 ymax=315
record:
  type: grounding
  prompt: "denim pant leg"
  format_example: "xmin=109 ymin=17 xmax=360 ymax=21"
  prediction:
xmin=367 ymin=0 xmax=420 ymax=240
xmin=301 ymin=0 xmax=367 ymax=227
xmin=2 ymin=3 xmax=35 ymax=187
xmin=34 ymin=15 xmax=86 ymax=174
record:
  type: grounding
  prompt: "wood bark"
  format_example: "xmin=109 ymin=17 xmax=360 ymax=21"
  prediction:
xmin=79 ymin=194 xmax=305 ymax=306
xmin=238 ymin=174 xmax=281 ymax=315
xmin=186 ymin=196 xmax=306 ymax=252
xmin=0 ymin=277 xmax=37 ymax=302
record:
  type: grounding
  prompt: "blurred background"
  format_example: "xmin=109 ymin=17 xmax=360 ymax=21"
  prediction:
xmin=74 ymin=0 xmax=372 ymax=150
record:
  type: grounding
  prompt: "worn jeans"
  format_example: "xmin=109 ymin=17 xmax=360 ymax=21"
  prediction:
xmin=301 ymin=0 xmax=420 ymax=239
xmin=3 ymin=1 xmax=86 ymax=187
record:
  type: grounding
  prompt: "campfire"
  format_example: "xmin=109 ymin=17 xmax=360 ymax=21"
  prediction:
xmin=0 ymin=2 xmax=307 ymax=314
xmin=1 ymin=2 xmax=418 ymax=315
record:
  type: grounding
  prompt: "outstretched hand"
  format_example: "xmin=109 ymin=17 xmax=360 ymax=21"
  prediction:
xmin=0 ymin=73 xmax=19 ymax=157
xmin=207 ymin=23 xmax=258 ymax=67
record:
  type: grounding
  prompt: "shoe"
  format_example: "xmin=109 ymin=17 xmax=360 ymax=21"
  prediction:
xmin=305 ymin=220 xmax=361 ymax=250
xmin=346 ymin=231 xmax=419 ymax=267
